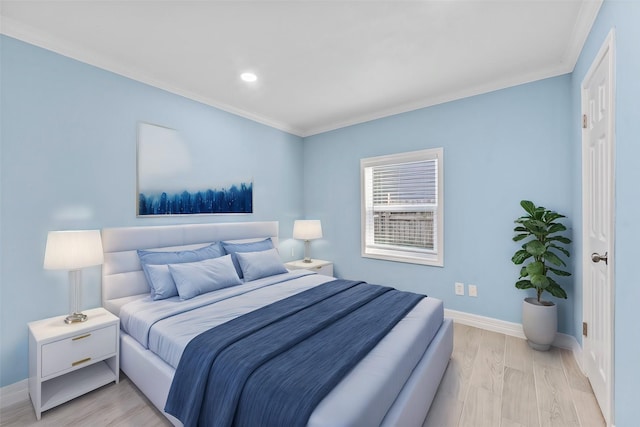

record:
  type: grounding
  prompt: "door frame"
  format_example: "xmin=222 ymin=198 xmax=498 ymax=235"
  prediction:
xmin=581 ymin=28 xmax=615 ymax=425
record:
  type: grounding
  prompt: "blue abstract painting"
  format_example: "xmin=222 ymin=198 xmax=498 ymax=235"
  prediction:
xmin=138 ymin=184 xmax=253 ymax=215
xmin=137 ymin=123 xmax=253 ymax=216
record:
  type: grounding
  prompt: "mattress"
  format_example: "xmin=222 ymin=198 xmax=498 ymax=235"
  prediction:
xmin=119 ymin=270 xmax=444 ymax=427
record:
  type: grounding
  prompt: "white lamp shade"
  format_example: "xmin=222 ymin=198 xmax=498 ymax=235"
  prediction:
xmin=44 ymin=230 xmax=104 ymax=270
xmin=293 ymin=220 xmax=323 ymax=240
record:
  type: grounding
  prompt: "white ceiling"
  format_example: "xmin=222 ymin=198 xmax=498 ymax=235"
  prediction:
xmin=1 ymin=1 xmax=602 ymax=137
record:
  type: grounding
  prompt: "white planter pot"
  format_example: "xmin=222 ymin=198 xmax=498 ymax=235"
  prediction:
xmin=522 ymin=297 xmax=557 ymax=351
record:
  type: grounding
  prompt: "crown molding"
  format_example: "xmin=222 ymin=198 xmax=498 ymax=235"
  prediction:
xmin=560 ymin=0 xmax=603 ymax=72
xmin=2 ymin=0 xmax=602 ymax=139
xmin=301 ymin=62 xmax=573 ymax=137
xmin=302 ymin=0 xmax=601 ymax=138
xmin=0 ymin=15 xmax=304 ymax=137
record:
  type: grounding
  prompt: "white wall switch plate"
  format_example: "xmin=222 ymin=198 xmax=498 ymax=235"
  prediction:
xmin=468 ymin=284 xmax=478 ymax=297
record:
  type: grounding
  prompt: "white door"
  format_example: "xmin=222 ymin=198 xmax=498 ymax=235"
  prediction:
xmin=582 ymin=29 xmax=615 ymax=425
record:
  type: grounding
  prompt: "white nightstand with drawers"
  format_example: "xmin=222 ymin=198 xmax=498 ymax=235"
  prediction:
xmin=28 ymin=307 xmax=119 ymax=419
xmin=285 ymin=259 xmax=334 ymax=276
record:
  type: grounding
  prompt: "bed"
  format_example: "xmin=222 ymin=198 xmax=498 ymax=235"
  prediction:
xmin=101 ymin=221 xmax=453 ymax=427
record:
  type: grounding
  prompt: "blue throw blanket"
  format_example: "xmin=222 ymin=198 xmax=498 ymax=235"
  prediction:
xmin=165 ymin=279 xmax=424 ymax=427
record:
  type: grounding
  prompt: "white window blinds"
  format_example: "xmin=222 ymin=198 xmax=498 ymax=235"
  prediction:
xmin=361 ymin=148 xmax=443 ymax=266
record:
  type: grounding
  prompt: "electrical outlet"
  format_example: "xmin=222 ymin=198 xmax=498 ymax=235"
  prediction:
xmin=468 ymin=284 xmax=478 ymax=297
xmin=455 ymin=282 xmax=464 ymax=296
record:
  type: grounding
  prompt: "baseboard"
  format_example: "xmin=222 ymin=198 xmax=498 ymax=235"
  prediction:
xmin=0 ymin=379 xmax=29 ymax=409
xmin=444 ymin=308 xmax=585 ymax=373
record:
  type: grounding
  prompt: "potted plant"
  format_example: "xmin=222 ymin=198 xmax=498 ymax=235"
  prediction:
xmin=512 ymin=200 xmax=571 ymax=351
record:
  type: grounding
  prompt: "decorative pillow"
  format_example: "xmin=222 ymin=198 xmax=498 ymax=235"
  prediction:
xmin=221 ymin=238 xmax=275 ymax=278
xmin=236 ymin=248 xmax=288 ymax=282
xmin=168 ymin=255 xmax=242 ymax=300
xmin=137 ymin=242 xmax=224 ymax=299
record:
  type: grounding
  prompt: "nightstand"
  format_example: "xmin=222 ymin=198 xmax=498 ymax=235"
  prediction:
xmin=285 ymin=259 xmax=334 ymax=276
xmin=28 ymin=307 xmax=119 ymax=420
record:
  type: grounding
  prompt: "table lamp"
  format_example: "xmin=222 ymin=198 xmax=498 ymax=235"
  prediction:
xmin=43 ymin=230 xmax=104 ymax=324
xmin=293 ymin=220 xmax=323 ymax=263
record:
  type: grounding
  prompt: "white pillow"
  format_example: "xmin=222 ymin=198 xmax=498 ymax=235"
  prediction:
xmin=168 ymin=255 xmax=242 ymax=300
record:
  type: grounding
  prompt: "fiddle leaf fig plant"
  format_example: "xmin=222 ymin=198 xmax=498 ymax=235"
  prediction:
xmin=512 ymin=200 xmax=571 ymax=303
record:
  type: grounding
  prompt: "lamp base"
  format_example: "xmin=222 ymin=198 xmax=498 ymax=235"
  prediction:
xmin=64 ymin=312 xmax=88 ymax=324
xmin=302 ymin=240 xmax=313 ymax=263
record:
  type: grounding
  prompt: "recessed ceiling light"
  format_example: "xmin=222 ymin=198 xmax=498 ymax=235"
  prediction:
xmin=240 ymin=72 xmax=257 ymax=82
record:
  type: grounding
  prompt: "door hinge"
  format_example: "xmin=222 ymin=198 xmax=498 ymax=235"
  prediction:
xmin=583 ymin=322 xmax=588 ymax=337
xmin=582 ymin=114 xmax=588 ymax=129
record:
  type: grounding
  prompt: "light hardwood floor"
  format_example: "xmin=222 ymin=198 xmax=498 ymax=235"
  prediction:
xmin=423 ymin=323 xmax=605 ymax=427
xmin=0 ymin=323 xmax=604 ymax=427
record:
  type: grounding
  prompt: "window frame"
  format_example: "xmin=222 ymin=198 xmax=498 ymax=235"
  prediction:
xmin=360 ymin=148 xmax=444 ymax=267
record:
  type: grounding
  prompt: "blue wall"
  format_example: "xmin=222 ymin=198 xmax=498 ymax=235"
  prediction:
xmin=0 ymin=36 xmax=304 ymax=387
xmin=302 ymin=1 xmax=640 ymax=424
xmin=303 ymin=75 xmax=575 ymax=333
xmin=2 ymin=3 xmax=639 ymax=424
xmin=571 ymin=1 xmax=640 ymax=425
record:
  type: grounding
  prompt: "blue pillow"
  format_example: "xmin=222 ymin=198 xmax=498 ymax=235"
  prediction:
xmin=145 ymin=264 xmax=179 ymax=300
xmin=236 ymin=248 xmax=288 ymax=282
xmin=168 ymin=255 xmax=242 ymax=300
xmin=137 ymin=242 xmax=224 ymax=299
xmin=221 ymin=238 xmax=275 ymax=278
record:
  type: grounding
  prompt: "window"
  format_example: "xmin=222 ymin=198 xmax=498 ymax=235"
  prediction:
xmin=361 ymin=148 xmax=443 ymax=266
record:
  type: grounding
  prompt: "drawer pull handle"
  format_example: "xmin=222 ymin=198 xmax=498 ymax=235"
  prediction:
xmin=72 ymin=333 xmax=91 ymax=341
xmin=72 ymin=357 xmax=91 ymax=367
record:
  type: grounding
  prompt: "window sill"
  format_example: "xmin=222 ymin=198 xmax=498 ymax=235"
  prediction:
xmin=362 ymin=251 xmax=443 ymax=267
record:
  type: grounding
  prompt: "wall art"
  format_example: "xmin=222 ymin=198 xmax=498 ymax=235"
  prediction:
xmin=137 ymin=123 xmax=253 ymax=216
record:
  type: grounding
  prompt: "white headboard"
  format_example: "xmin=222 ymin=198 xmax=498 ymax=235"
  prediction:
xmin=101 ymin=221 xmax=279 ymax=315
